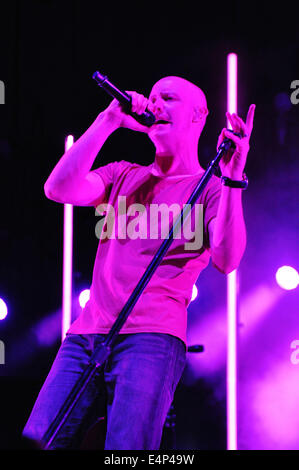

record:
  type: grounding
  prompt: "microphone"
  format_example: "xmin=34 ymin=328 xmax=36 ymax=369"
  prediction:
xmin=217 ymin=129 xmax=243 ymax=152
xmin=187 ymin=344 xmax=204 ymax=353
xmin=92 ymin=71 xmax=156 ymax=127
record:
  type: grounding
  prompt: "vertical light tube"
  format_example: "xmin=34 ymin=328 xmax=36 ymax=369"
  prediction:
xmin=226 ymin=52 xmax=238 ymax=450
xmin=227 ymin=53 xmax=237 ymax=119
xmin=62 ymin=135 xmax=74 ymax=341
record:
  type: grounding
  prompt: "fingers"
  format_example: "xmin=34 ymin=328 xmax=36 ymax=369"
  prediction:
xmin=217 ymin=128 xmax=226 ymax=149
xmin=226 ymin=112 xmax=237 ymax=129
xmin=127 ymin=91 xmax=149 ymax=115
xmin=226 ymin=112 xmax=246 ymax=136
xmin=223 ymin=129 xmax=242 ymax=147
xmin=217 ymin=127 xmax=234 ymax=154
xmin=217 ymin=127 xmax=250 ymax=153
xmin=245 ymin=104 xmax=256 ymax=133
xmin=226 ymin=104 xmax=256 ymax=139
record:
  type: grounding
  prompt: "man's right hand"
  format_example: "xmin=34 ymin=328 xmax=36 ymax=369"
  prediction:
xmin=100 ymin=91 xmax=151 ymax=133
xmin=45 ymin=92 xmax=151 ymax=208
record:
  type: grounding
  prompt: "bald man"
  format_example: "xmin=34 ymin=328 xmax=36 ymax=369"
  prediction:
xmin=23 ymin=76 xmax=255 ymax=450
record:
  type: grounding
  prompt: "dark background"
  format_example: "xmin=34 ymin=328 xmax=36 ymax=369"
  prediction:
xmin=0 ymin=0 xmax=299 ymax=450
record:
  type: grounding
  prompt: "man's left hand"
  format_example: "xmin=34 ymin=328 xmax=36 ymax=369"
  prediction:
xmin=217 ymin=104 xmax=256 ymax=180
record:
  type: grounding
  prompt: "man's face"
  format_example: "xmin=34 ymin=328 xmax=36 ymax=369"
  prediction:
xmin=147 ymin=76 xmax=205 ymax=147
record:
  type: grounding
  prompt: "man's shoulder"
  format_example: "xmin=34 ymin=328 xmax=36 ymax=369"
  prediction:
xmin=115 ymin=159 xmax=147 ymax=171
xmin=112 ymin=159 xmax=149 ymax=178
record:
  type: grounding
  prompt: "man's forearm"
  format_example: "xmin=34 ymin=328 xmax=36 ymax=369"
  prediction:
xmin=44 ymin=112 xmax=118 ymax=198
xmin=210 ymin=186 xmax=246 ymax=274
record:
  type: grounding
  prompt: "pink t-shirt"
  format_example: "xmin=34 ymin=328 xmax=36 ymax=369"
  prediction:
xmin=68 ymin=160 xmax=221 ymax=346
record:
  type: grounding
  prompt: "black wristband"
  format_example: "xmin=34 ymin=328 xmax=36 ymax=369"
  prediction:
xmin=220 ymin=173 xmax=248 ymax=189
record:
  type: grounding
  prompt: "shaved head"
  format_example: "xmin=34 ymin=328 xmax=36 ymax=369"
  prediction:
xmin=150 ymin=75 xmax=209 ymax=116
xmin=147 ymin=75 xmax=209 ymax=152
xmin=147 ymin=75 xmax=209 ymax=175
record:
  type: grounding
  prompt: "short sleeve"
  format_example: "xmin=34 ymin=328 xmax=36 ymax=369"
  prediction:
xmin=91 ymin=161 xmax=119 ymax=207
xmin=93 ymin=161 xmax=117 ymax=187
xmin=92 ymin=160 xmax=133 ymax=207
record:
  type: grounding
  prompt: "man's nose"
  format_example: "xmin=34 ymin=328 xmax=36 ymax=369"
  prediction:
xmin=149 ymin=98 xmax=164 ymax=115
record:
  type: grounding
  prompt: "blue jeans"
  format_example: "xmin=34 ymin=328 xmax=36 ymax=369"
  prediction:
xmin=22 ymin=333 xmax=186 ymax=450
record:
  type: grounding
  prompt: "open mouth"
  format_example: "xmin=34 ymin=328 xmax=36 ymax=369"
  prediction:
xmin=155 ymin=120 xmax=171 ymax=125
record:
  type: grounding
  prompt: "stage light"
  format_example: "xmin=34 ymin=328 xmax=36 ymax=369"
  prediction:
xmin=227 ymin=51 xmax=238 ymax=451
xmin=65 ymin=135 xmax=74 ymax=150
xmin=79 ymin=289 xmax=90 ymax=309
xmin=191 ymin=285 xmax=198 ymax=302
xmin=0 ymin=298 xmax=8 ymax=320
xmin=62 ymin=135 xmax=74 ymax=341
xmin=276 ymin=266 xmax=299 ymax=291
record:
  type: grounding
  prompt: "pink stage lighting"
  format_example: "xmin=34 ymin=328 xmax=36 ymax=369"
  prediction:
xmin=227 ymin=52 xmax=238 ymax=451
xmin=275 ymin=266 xmax=299 ymax=291
xmin=62 ymin=135 xmax=74 ymax=341
xmin=0 ymin=298 xmax=8 ymax=320
xmin=78 ymin=289 xmax=90 ymax=309
xmin=191 ymin=285 xmax=198 ymax=302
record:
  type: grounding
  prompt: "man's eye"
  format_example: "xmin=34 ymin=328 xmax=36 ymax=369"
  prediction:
xmin=163 ymin=96 xmax=173 ymax=101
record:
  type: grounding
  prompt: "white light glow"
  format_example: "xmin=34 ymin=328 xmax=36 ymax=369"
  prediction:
xmin=191 ymin=285 xmax=198 ymax=301
xmin=79 ymin=289 xmax=90 ymax=309
xmin=62 ymin=135 xmax=74 ymax=341
xmin=276 ymin=266 xmax=299 ymax=291
xmin=0 ymin=298 xmax=8 ymax=320
xmin=227 ymin=52 xmax=238 ymax=451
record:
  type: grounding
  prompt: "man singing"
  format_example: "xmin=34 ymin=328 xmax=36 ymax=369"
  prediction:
xmin=23 ymin=75 xmax=255 ymax=449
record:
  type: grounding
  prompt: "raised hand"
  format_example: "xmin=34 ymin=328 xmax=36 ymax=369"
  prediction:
xmin=101 ymin=91 xmax=151 ymax=133
xmin=217 ymin=104 xmax=256 ymax=179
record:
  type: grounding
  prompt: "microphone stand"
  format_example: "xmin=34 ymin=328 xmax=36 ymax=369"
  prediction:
xmin=41 ymin=135 xmax=236 ymax=449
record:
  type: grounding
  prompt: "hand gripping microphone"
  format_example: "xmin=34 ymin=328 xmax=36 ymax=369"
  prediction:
xmin=92 ymin=71 xmax=156 ymax=127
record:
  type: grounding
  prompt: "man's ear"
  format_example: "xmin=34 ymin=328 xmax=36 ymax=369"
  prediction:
xmin=192 ymin=106 xmax=209 ymax=122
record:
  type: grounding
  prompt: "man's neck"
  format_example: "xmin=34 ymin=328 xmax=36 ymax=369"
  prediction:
xmin=151 ymin=152 xmax=203 ymax=178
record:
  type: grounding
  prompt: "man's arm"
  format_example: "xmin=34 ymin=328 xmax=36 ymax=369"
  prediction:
xmin=208 ymin=104 xmax=256 ymax=274
xmin=44 ymin=114 xmax=116 ymax=206
xmin=208 ymin=188 xmax=246 ymax=274
xmin=44 ymin=92 xmax=150 ymax=206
